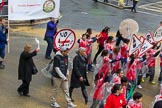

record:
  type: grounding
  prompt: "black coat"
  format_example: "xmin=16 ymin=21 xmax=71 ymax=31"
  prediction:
xmin=70 ymin=54 xmax=90 ymax=88
xmin=18 ymin=51 xmax=37 ymax=82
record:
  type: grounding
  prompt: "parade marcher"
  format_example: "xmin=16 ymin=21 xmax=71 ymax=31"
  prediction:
xmin=115 ymin=30 xmax=127 ymax=47
xmin=0 ymin=17 xmax=8 ymax=69
xmin=69 ymin=47 xmax=90 ymax=104
xmin=44 ymin=17 xmax=58 ymax=60
xmin=104 ymin=84 xmax=127 ymax=108
xmin=85 ymin=28 xmax=97 ymax=72
xmin=17 ymin=44 xmax=39 ymax=97
xmin=131 ymin=0 xmax=139 ymax=13
xmin=90 ymin=56 xmax=110 ymax=108
xmin=93 ymin=26 xmax=110 ymax=64
xmin=120 ymin=38 xmax=130 ymax=69
xmin=94 ymin=50 xmax=109 ymax=79
xmin=146 ymin=43 xmax=160 ymax=84
xmin=104 ymin=36 xmax=114 ymax=59
xmin=121 ymin=76 xmax=129 ymax=99
xmin=111 ymin=47 xmax=121 ymax=74
xmin=78 ymin=33 xmax=96 ymax=72
xmin=112 ymin=69 xmax=124 ymax=84
xmin=128 ymin=92 xmax=143 ymax=108
xmin=50 ymin=46 xmax=76 ymax=108
xmin=152 ymin=84 xmax=162 ymax=108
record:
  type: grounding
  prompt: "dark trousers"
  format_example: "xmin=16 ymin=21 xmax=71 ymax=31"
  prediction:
xmin=93 ymin=45 xmax=104 ymax=63
xmin=148 ymin=67 xmax=155 ymax=82
xmin=131 ymin=1 xmax=138 ymax=12
xmin=0 ymin=48 xmax=5 ymax=64
xmin=137 ymin=70 xmax=142 ymax=85
xmin=45 ymin=37 xmax=57 ymax=58
xmin=158 ymin=66 xmax=162 ymax=81
xmin=17 ymin=80 xmax=30 ymax=95
xmin=69 ymin=82 xmax=88 ymax=104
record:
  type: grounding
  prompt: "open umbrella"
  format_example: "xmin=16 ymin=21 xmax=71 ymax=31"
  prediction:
xmin=119 ymin=19 xmax=139 ymax=39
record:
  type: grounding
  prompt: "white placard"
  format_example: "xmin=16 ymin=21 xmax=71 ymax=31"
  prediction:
xmin=138 ymin=39 xmax=153 ymax=57
xmin=154 ymin=26 xmax=162 ymax=42
xmin=145 ymin=32 xmax=154 ymax=43
xmin=129 ymin=34 xmax=142 ymax=56
xmin=53 ymin=29 xmax=76 ymax=51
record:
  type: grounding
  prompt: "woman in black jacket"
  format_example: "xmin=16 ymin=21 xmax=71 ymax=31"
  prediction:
xmin=17 ymin=44 xmax=39 ymax=97
xmin=69 ymin=47 xmax=90 ymax=104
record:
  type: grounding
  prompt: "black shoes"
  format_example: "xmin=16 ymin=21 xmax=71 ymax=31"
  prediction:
xmin=45 ymin=56 xmax=51 ymax=60
xmin=0 ymin=64 xmax=5 ymax=69
xmin=17 ymin=90 xmax=30 ymax=97
xmin=17 ymin=90 xmax=23 ymax=96
xmin=23 ymin=94 xmax=30 ymax=97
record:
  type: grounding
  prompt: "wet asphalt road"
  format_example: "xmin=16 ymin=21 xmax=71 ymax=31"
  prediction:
xmin=0 ymin=0 xmax=162 ymax=108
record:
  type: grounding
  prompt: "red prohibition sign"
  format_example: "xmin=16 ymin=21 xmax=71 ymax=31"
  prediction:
xmin=53 ymin=29 xmax=76 ymax=51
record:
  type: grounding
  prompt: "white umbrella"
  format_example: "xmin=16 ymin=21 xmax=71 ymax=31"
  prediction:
xmin=119 ymin=19 xmax=139 ymax=39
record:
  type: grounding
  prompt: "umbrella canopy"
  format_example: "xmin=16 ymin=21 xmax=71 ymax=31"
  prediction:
xmin=119 ymin=19 xmax=139 ymax=39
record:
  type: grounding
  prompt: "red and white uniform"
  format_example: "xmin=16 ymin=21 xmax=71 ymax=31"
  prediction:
xmin=128 ymin=99 xmax=142 ymax=108
xmin=79 ymin=39 xmax=87 ymax=48
xmin=121 ymin=86 xmax=127 ymax=99
xmin=121 ymin=43 xmax=128 ymax=59
xmin=104 ymin=42 xmax=114 ymax=59
xmin=79 ymin=39 xmax=93 ymax=55
xmin=97 ymin=32 xmax=108 ymax=47
xmin=112 ymin=54 xmax=121 ymax=72
xmin=93 ymin=57 xmax=110 ymax=100
xmin=126 ymin=59 xmax=139 ymax=81
xmin=86 ymin=39 xmax=93 ymax=55
xmin=112 ymin=74 xmax=121 ymax=84
xmin=147 ymin=49 xmax=156 ymax=67
xmin=104 ymin=94 xmax=126 ymax=108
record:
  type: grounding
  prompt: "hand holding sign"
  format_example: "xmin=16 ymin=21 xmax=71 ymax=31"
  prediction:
xmin=35 ymin=38 xmax=40 ymax=50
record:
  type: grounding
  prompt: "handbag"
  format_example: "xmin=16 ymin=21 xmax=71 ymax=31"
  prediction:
xmin=32 ymin=65 xmax=38 ymax=75
xmin=41 ymin=59 xmax=53 ymax=78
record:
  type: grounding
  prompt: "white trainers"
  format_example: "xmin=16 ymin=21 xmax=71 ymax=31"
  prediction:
xmin=51 ymin=102 xmax=61 ymax=108
xmin=67 ymin=102 xmax=77 ymax=108
xmin=137 ymin=85 xmax=142 ymax=89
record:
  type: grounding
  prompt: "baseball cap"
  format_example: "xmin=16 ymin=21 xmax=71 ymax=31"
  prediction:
xmin=60 ymin=46 xmax=69 ymax=51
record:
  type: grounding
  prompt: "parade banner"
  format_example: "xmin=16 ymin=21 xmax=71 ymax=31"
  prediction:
xmin=154 ymin=26 xmax=162 ymax=42
xmin=53 ymin=29 xmax=76 ymax=51
xmin=129 ymin=34 xmax=142 ymax=56
xmin=8 ymin=0 xmax=60 ymax=20
xmin=145 ymin=32 xmax=155 ymax=44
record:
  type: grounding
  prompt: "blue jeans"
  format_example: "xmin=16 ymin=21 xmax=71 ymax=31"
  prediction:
xmin=45 ymin=37 xmax=54 ymax=57
xmin=0 ymin=48 xmax=5 ymax=59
